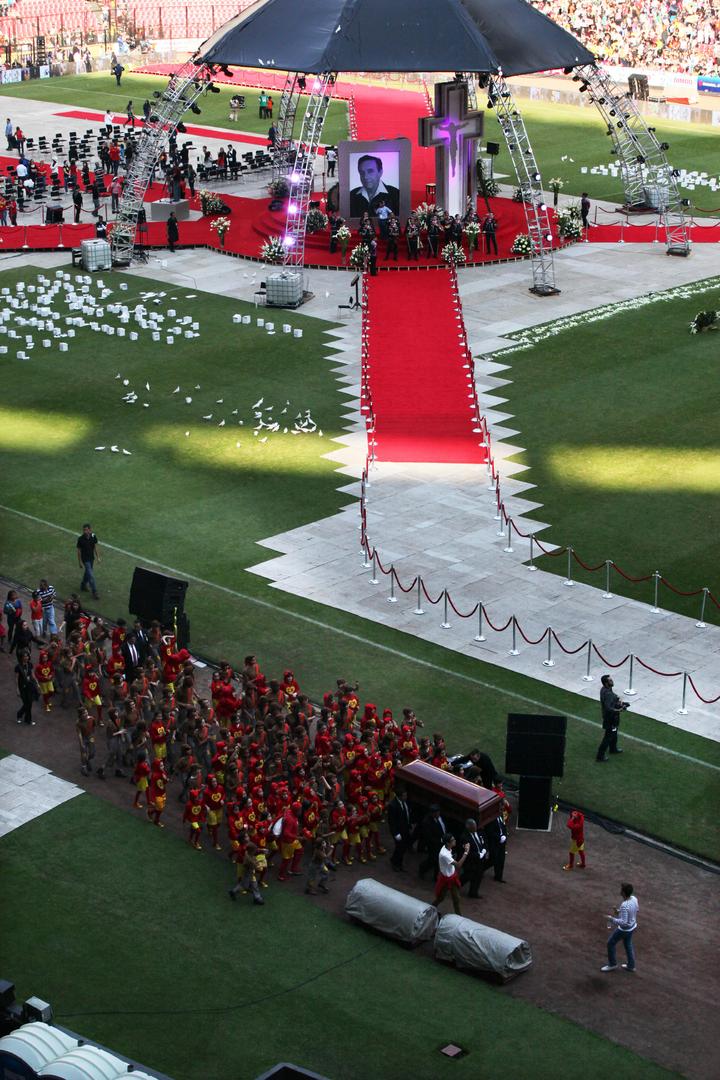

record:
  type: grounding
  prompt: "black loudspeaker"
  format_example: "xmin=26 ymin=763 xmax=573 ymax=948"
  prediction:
xmin=517 ymin=776 xmax=552 ymax=830
xmin=129 ymin=566 xmax=188 ymax=626
xmin=45 ymin=204 xmax=64 ymax=224
xmin=505 ymin=714 xmax=566 ymax=777
xmin=486 ymin=141 xmax=501 ymax=156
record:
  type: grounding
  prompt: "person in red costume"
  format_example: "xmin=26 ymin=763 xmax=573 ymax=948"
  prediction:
xmin=160 ymin=635 xmax=190 ymax=691
xmin=105 ymin=649 xmax=125 ymax=681
xmin=277 ymin=800 xmax=304 ymax=881
xmin=149 ymin=713 xmax=168 ymax=762
xmin=183 ymin=787 xmax=206 ymax=849
xmin=147 ymin=759 xmax=168 ymax=827
xmin=346 ymin=803 xmax=363 ymax=865
xmin=203 ymin=773 xmax=226 ymax=850
xmin=281 ymin=669 xmax=299 ymax=704
xmin=367 ymin=791 xmax=386 ymax=855
xmin=563 ymin=809 xmax=586 ymax=870
xmin=132 ymin=751 xmax=151 ymax=809
xmin=81 ymin=666 xmax=104 ymax=725
xmin=34 ymin=650 xmax=55 ymax=712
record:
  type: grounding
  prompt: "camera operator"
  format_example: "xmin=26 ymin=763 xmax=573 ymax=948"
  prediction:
xmin=596 ymin=674 xmax=630 ymax=762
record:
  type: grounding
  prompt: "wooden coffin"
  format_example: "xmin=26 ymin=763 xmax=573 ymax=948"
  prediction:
xmin=395 ymin=760 xmax=503 ymax=828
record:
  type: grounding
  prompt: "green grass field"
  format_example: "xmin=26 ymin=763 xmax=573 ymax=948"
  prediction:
xmin=0 ymin=72 xmax=350 ymax=146
xmin=499 ymin=279 xmax=720 ymax=621
xmin=484 ymin=97 xmax=720 ymax=212
xmin=0 ymin=796 xmax=678 ymax=1080
xmin=1 ymin=265 xmax=719 ymax=862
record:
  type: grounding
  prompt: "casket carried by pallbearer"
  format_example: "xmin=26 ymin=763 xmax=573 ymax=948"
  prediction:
xmin=394 ymin=760 xmax=503 ymax=828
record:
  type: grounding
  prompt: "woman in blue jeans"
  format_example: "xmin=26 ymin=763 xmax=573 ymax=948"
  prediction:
xmin=602 ymin=882 xmax=639 ymax=972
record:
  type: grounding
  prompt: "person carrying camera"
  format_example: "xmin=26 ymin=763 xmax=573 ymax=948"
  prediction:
xmin=596 ymin=674 xmax=629 ymax=761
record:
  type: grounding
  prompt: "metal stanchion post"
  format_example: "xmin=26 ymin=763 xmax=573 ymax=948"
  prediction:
xmin=651 ymin=570 xmax=661 ymax=613
xmin=618 ymin=218 xmax=625 ymax=244
xmin=496 ymin=509 xmax=505 ymax=537
xmin=603 ymin=559 xmax=613 ymax=599
xmin=509 ymin=616 xmax=519 ymax=656
xmin=388 ymin=567 xmax=397 ymax=603
xmin=582 ymin=639 xmax=593 ymax=681
xmin=564 ymin=547 xmax=575 ymax=587
xmin=362 ymin=545 xmax=371 ymax=568
xmin=696 ymin=587 xmax=708 ymax=629
xmin=22 ymin=226 xmax=29 ymax=249
xmin=528 ymin=534 xmax=537 ymax=571
xmin=494 ymin=477 xmax=502 ymax=521
xmin=441 ymin=590 xmax=450 ymax=629
xmin=624 ymin=654 xmax=638 ymax=696
xmin=504 ymin=520 xmax=513 ymax=553
xmin=677 ymin=672 xmax=688 ymax=715
xmin=57 ymin=223 xmax=64 ymax=249
xmin=487 ymin=461 xmax=495 ymax=490
xmin=474 ymin=603 xmax=486 ymax=642
xmin=370 ymin=552 xmax=378 ymax=584
xmin=652 ymin=215 xmax=660 ymax=244
xmin=542 ymin=629 xmax=554 ymax=667
xmin=414 ymin=577 xmax=424 ymax=615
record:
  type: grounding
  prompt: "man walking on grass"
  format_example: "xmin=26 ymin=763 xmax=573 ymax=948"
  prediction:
xmin=77 ymin=523 xmax=100 ymax=599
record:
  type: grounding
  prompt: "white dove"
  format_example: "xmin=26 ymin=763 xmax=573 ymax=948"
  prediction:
xmin=216 ymin=398 xmax=224 ymax=404
xmin=145 ymin=382 xmax=151 ymax=391
xmin=185 ymin=397 xmax=193 ymax=404
xmin=94 ymin=446 xmax=106 ymax=451
xmin=173 ymin=386 xmax=181 ymax=394
xmin=110 ymin=445 xmax=119 ymax=452
xmin=218 ymin=420 xmax=226 ymax=427
xmin=231 ymin=409 xmax=238 ymax=415
xmin=202 ymin=414 xmax=213 ymax=420
xmin=252 ymin=397 xmax=264 ymax=408
xmin=122 ymin=449 xmax=132 ymax=455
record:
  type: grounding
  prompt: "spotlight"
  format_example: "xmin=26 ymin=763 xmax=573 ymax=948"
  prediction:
xmin=283 ymin=235 xmax=295 ymax=247
xmin=290 ymin=171 xmax=300 ymax=182
xmin=598 ymin=97 xmax=606 ymax=104
xmin=636 ymin=155 xmax=645 ymax=164
xmin=152 ymin=91 xmax=161 ymax=98
xmin=149 ymin=114 xmax=159 ymax=123
xmin=609 ymin=109 xmax=616 ymax=116
xmin=572 ymin=74 xmax=580 ymax=82
xmin=539 ymin=202 xmax=547 ymax=211
xmin=671 ymin=168 xmax=680 ymax=177
xmin=210 ymin=84 xmax=221 ymax=94
xmin=680 ymin=198 xmax=691 ymax=206
xmin=563 ymin=66 xmax=574 ymax=75
xmin=177 ymin=122 xmax=186 ymax=133
xmin=660 ymin=141 xmax=670 ymax=151
xmin=288 ymin=202 xmax=298 ymax=214
xmin=297 ymin=74 xmax=307 ymax=90
xmin=617 ymin=122 xmax=623 ymax=128
xmin=647 ymin=126 xmax=656 ymax=132
xmin=190 ymin=104 xmax=201 ymax=114
xmin=486 ymin=98 xmax=495 ymax=110
xmin=220 ymin=65 xmax=232 ymax=77
xmin=531 ymin=171 xmax=541 ymax=182
xmin=579 ymin=83 xmax=588 ymax=92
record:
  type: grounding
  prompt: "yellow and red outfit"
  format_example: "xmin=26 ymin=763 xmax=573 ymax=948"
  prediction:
xmin=183 ymin=789 xmax=206 ymax=849
xmin=132 ymin=758 xmax=151 ymax=808
xmin=149 ymin=718 xmax=168 ymax=761
xmin=277 ymin=804 xmax=303 ymax=880
xmin=34 ymin=654 xmax=55 ymax=711
xmin=147 ymin=762 xmax=168 ymax=827
xmin=203 ymin=777 xmax=226 ymax=850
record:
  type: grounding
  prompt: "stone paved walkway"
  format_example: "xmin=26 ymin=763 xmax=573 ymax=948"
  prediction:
xmin=0 ymin=754 xmax=83 ymax=837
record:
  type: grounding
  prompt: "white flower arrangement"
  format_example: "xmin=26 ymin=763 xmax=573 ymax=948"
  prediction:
xmin=336 ymin=225 xmax=351 ymax=242
xmin=349 ymin=243 xmax=370 ymax=270
xmin=209 ymin=216 xmax=231 ymax=237
xmin=690 ymin=310 xmax=720 ymax=334
xmin=556 ymin=205 xmax=582 ymax=241
xmin=510 ymin=233 xmax=533 ymax=256
xmin=260 ymin=236 xmax=286 ymax=264
xmin=548 ymin=177 xmax=564 ymax=193
xmin=306 ymin=208 xmax=329 ymax=234
xmin=414 ymin=202 xmax=440 ymax=229
xmin=442 ymin=241 xmax=466 ymax=267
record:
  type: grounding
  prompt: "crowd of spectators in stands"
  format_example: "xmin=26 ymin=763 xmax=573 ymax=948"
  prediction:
xmin=533 ymin=0 xmax=720 ymax=74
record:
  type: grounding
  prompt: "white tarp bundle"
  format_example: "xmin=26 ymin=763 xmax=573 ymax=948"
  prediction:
xmin=345 ymin=878 xmax=439 ymax=945
xmin=434 ymin=915 xmax=532 ymax=980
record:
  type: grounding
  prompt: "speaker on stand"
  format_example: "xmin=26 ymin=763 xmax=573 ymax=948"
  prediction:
xmin=505 ymin=714 xmax=567 ymax=832
xmin=128 ymin=567 xmax=190 ymax=647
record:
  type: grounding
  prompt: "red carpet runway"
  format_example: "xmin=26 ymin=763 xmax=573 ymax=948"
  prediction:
xmin=365 ymin=269 xmax=488 ymax=464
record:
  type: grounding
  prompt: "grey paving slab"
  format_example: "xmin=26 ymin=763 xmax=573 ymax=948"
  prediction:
xmin=0 ymin=755 xmax=83 ymax=838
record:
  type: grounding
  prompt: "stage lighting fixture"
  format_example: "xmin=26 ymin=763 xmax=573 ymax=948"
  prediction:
xmin=539 ymin=202 xmax=547 ymax=211
xmin=563 ymin=66 xmax=574 ymax=75
xmin=191 ymin=104 xmax=201 ymax=114
xmin=220 ymin=65 xmax=232 ymax=77
xmin=177 ymin=122 xmax=186 ymax=133
xmin=298 ymin=74 xmax=307 ymax=90
xmin=288 ymin=202 xmax=298 ymax=214
xmin=671 ymin=168 xmax=680 ymax=177
xmin=283 ymin=235 xmax=295 ymax=247
xmin=572 ymin=74 xmax=580 ymax=82
xmin=598 ymin=97 xmax=606 ymax=104
xmin=660 ymin=141 xmax=670 ymax=150
xmin=648 ymin=126 xmax=656 ymax=132
xmin=532 ymin=171 xmax=541 ymax=182
xmin=681 ymin=198 xmax=691 ymax=206
xmin=636 ymin=155 xmax=645 ymax=164
xmin=579 ymin=83 xmax=588 ymax=92
xmin=545 ymin=233 xmax=552 ymax=242
xmin=152 ymin=90 xmax=161 ymax=98
xmin=290 ymin=171 xmax=300 ymax=182
xmin=210 ymin=84 xmax=221 ymax=93
xmin=149 ymin=114 xmax=159 ymax=122
xmin=609 ymin=109 xmax=616 ymax=116
xmin=23 ymin=997 xmax=53 ymax=1024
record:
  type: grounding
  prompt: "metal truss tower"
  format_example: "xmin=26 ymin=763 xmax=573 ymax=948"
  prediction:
xmin=488 ymin=73 xmax=560 ymax=295
xmin=283 ymin=72 xmax=337 ymax=266
xmin=270 ymin=72 xmax=302 ymax=188
xmin=572 ymin=64 xmax=691 ymax=256
xmin=110 ymin=58 xmax=213 ymax=266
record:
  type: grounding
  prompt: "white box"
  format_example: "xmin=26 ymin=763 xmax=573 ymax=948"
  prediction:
xmin=293 ymin=328 xmax=303 ymax=338
xmin=81 ymin=239 xmax=112 ymax=272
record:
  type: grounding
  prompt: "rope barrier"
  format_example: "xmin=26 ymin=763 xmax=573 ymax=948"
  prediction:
xmin=611 ymin=563 xmax=654 ymax=584
xmin=660 ymin=577 xmax=704 ymax=598
xmin=447 ymin=594 xmax=480 ymax=619
xmin=395 ymin=574 xmax=419 ymax=594
xmin=550 ymin=629 xmax=589 ymax=656
xmin=483 ymin=610 xmax=514 ymax=634
xmin=420 ymin=580 xmax=444 ymax=605
xmin=635 ymin=657 xmax=683 ymax=678
xmin=516 ymin=623 xmax=550 ymax=646
xmin=687 ymin=675 xmax=720 ymax=705
xmin=572 ymin=550 xmax=607 ymax=573
xmin=592 ymin=644 xmax=630 ymax=668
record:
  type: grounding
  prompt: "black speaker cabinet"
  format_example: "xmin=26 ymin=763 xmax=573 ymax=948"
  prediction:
xmin=505 ymin=714 xmax=566 ymax=777
xmin=486 ymin=141 xmax=501 ymax=156
xmin=517 ymin=776 xmax=552 ymax=830
xmin=129 ymin=566 xmax=188 ymax=626
xmin=45 ymin=204 xmax=64 ymax=224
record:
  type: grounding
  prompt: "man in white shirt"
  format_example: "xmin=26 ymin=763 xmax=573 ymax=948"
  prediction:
xmin=602 ymin=882 xmax=639 ymax=972
xmin=432 ymin=834 xmax=470 ymax=915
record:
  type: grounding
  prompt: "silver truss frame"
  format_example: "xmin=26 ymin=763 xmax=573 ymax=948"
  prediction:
xmin=573 ymin=64 xmax=691 ymax=256
xmin=488 ymin=73 xmax=560 ymax=295
xmin=282 ymin=72 xmax=337 ymax=266
xmin=270 ymin=71 xmax=302 ymax=188
xmin=110 ymin=57 xmax=212 ymax=266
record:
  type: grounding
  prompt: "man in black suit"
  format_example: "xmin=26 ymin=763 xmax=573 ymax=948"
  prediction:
xmin=418 ymin=804 xmax=448 ymax=880
xmin=349 ymin=154 xmax=399 ymax=217
xmin=597 ymin=674 xmax=628 ymax=761
xmin=132 ymin=619 xmax=150 ymax=663
xmin=387 ymin=787 xmax=413 ymax=872
xmin=457 ymin=748 xmax=497 ymax=790
xmin=485 ymin=814 xmax=508 ymax=883
xmin=460 ymin=817 xmax=488 ymax=898
xmin=121 ymin=631 xmax=143 ymax=682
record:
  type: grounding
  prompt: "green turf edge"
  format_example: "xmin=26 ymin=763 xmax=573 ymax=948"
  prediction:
xmin=0 ymin=795 xmax=679 ymax=1080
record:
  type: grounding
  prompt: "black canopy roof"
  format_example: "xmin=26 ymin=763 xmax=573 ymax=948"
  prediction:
xmin=198 ymin=0 xmax=594 ymax=76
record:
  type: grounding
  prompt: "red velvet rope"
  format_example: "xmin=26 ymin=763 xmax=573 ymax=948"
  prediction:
xmin=516 ymin=623 xmax=549 ymax=646
xmin=572 ymin=550 xmax=607 ymax=573
xmin=395 ymin=573 xmax=419 ymax=594
xmin=421 ymin=581 xmax=444 ymax=605
xmin=635 ymin=657 xmax=683 ymax=678
xmin=659 ymin=577 xmax=704 ymax=598
xmin=375 ymin=551 xmax=389 ymax=575
xmin=551 ymin=630 xmax=589 ymax=655
xmin=592 ymin=644 xmax=630 ymax=668
xmin=687 ymin=675 xmax=720 ymax=705
xmin=611 ymin=563 xmax=653 ymax=583
xmin=447 ymin=595 xmax=480 ymax=619
xmin=483 ymin=611 xmax=513 ymax=633
xmin=534 ymin=537 xmax=567 ymax=557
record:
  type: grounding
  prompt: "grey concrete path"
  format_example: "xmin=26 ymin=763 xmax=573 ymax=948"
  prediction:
xmin=0 ymin=754 xmax=83 ymax=837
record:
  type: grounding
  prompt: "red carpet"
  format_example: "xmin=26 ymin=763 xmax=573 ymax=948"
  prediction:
xmin=365 ymin=269 xmax=487 ymax=464
xmin=55 ymin=108 xmax=273 ymax=149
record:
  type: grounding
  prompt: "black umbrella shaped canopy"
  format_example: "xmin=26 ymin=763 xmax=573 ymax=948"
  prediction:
xmin=198 ymin=0 xmax=594 ymax=76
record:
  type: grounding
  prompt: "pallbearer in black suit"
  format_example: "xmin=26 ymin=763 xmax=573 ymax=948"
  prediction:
xmin=460 ymin=817 xmax=488 ymax=899
xmin=485 ymin=814 xmax=508 ymax=883
xmin=387 ymin=786 xmax=413 ymax=871
xmin=418 ymin=804 xmax=447 ymax=880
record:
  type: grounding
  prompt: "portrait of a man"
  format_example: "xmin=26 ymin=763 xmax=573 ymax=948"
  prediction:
xmin=349 ymin=153 xmax=400 ymax=216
